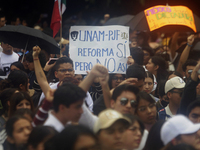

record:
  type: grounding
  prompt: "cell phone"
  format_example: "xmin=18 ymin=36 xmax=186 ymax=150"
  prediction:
xmin=48 ymin=58 xmax=58 ymax=65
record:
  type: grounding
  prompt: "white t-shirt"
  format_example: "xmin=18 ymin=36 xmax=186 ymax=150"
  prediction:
xmin=38 ymin=82 xmax=94 ymax=112
xmin=0 ymin=52 xmax=19 ymax=75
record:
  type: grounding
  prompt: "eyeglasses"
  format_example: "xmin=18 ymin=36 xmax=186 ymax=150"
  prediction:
xmin=58 ymin=69 xmax=73 ymax=73
xmin=171 ymin=90 xmax=183 ymax=97
xmin=112 ymin=76 xmax=124 ymax=81
xmin=137 ymin=103 xmax=156 ymax=112
xmin=120 ymin=97 xmax=137 ymax=108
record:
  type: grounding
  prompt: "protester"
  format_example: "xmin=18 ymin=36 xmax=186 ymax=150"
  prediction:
xmin=186 ymin=100 xmax=200 ymax=123
xmin=159 ymin=76 xmax=185 ymax=120
xmin=4 ymin=115 xmax=32 ymax=150
xmin=94 ymin=109 xmax=130 ymax=150
xmin=161 ymin=115 xmax=200 ymax=150
xmin=10 ymin=61 xmax=25 ymax=72
xmin=8 ymin=92 xmax=34 ymax=118
xmin=0 ymin=40 xmax=19 ymax=75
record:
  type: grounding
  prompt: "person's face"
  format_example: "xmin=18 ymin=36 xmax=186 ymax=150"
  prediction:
xmin=185 ymin=66 xmax=195 ymax=79
xmin=123 ymin=121 xmax=142 ymax=150
xmin=74 ymin=135 xmax=97 ymax=150
xmin=111 ymin=74 xmax=124 ymax=88
xmin=10 ymin=65 xmax=20 ymax=72
xmin=26 ymin=61 xmax=34 ymax=71
xmin=143 ymin=77 xmax=153 ymax=94
xmin=98 ymin=121 xmax=127 ymax=150
xmin=111 ymin=91 xmax=137 ymax=115
xmin=0 ymin=17 xmax=6 ymax=27
xmin=168 ymin=89 xmax=183 ymax=107
xmin=146 ymin=59 xmax=157 ymax=75
xmin=74 ymin=74 xmax=83 ymax=83
xmin=62 ymin=100 xmax=83 ymax=123
xmin=16 ymin=99 xmax=31 ymax=110
xmin=55 ymin=63 xmax=75 ymax=81
xmin=9 ymin=119 xmax=32 ymax=146
xmin=143 ymin=50 xmax=150 ymax=65
xmin=136 ymin=99 xmax=157 ymax=125
xmin=179 ymin=130 xmax=200 ymax=150
xmin=189 ymin=107 xmax=200 ymax=124
xmin=1 ymin=42 xmax=13 ymax=52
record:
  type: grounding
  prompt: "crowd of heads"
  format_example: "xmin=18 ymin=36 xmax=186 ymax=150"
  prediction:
xmin=0 ymin=11 xmax=200 ymax=150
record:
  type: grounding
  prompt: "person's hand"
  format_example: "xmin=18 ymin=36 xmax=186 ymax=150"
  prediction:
xmin=99 ymin=74 xmax=109 ymax=86
xmin=45 ymin=89 xmax=56 ymax=102
xmin=32 ymin=46 xmax=41 ymax=58
xmin=127 ymin=56 xmax=134 ymax=65
xmin=187 ymin=34 xmax=195 ymax=46
xmin=90 ymin=64 xmax=108 ymax=78
xmin=118 ymin=78 xmax=138 ymax=86
xmin=43 ymin=60 xmax=56 ymax=72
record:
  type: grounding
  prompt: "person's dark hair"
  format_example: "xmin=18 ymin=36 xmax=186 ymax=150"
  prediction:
xmin=10 ymin=61 xmax=25 ymax=72
xmin=142 ymin=46 xmax=154 ymax=56
xmin=112 ymin=84 xmax=139 ymax=101
xmin=145 ymin=71 xmax=154 ymax=83
xmin=137 ymin=31 xmax=150 ymax=47
xmin=53 ymin=83 xmax=86 ymax=112
xmin=8 ymin=91 xmax=34 ymax=118
xmin=26 ymin=50 xmax=47 ymax=68
xmin=186 ymin=100 xmax=200 ymax=117
xmin=108 ymin=74 xmax=125 ymax=89
xmin=0 ymin=70 xmax=28 ymax=91
xmin=125 ymin=114 xmax=145 ymax=135
xmin=130 ymin=47 xmax=144 ymax=66
xmin=137 ymin=91 xmax=155 ymax=104
xmin=158 ymin=80 xmax=167 ymax=98
xmin=6 ymin=115 xmax=30 ymax=138
xmin=126 ymin=64 xmax=146 ymax=81
xmin=0 ymin=88 xmax=17 ymax=116
xmin=49 ymin=125 xmax=97 ymax=150
xmin=143 ymin=120 xmax=165 ymax=150
xmin=182 ymin=59 xmax=197 ymax=72
xmin=62 ymin=76 xmax=80 ymax=86
xmin=13 ymin=108 xmax=34 ymax=120
xmin=0 ymin=12 xmax=5 ymax=19
xmin=167 ymin=71 xmax=183 ymax=79
xmin=47 ymin=57 xmax=73 ymax=82
xmin=151 ymin=56 xmax=168 ymax=82
xmin=28 ymin=126 xmax=57 ymax=149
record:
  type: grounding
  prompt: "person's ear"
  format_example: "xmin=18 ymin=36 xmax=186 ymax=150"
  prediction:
xmin=154 ymin=65 xmax=159 ymax=71
xmin=59 ymin=104 xmax=68 ymax=112
xmin=167 ymin=92 xmax=172 ymax=99
xmin=54 ymin=71 xmax=58 ymax=78
xmin=171 ymin=138 xmax=181 ymax=146
xmin=19 ymin=84 xmax=24 ymax=90
xmin=110 ymin=99 xmax=115 ymax=109
xmin=7 ymin=136 xmax=15 ymax=144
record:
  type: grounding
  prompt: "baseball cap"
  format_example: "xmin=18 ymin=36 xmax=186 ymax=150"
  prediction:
xmin=93 ymin=109 xmax=131 ymax=133
xmin=165 ymin=76 xmax=185 ymax=94
xmin=161 ymin=115 xmax=200 ymax=145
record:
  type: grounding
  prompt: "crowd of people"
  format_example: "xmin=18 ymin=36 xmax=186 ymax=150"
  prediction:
xmin=1 ymin=10 xmax=200 ymax=150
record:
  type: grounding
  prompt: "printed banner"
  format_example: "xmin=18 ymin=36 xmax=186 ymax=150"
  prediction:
xmin=69 ymin=26 xmax=130 ymax=74
xmin=144 ymin=5 xmax=196 ymax=32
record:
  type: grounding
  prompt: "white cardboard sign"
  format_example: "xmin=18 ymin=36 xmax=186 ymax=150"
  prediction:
xmin=69 ymin=26 xmax=130 ymax=74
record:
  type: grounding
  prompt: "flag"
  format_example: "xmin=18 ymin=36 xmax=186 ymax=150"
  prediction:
xmin=50 ymin=0 xmax=66 ymax=37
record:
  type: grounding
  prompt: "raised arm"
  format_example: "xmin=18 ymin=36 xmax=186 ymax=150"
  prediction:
xmin=32 ymin=46 xmax=51 ymax=97
xmin=176 ymin=34 xmax=195 ymax=75
xmin=79 ymin=64 xmax=108 ymax=92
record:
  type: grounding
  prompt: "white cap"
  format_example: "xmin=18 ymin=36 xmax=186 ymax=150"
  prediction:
xmin=161 ymin=115 xmax=200 ymax=145
xmin=93 ymin=109 xmax=130 ymax=133
xmin=165 ymin=77 xmax=185 ymax=94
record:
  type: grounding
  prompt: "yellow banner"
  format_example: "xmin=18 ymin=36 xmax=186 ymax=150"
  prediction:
xmin=144 ymin=5 xmax=196 ymax=32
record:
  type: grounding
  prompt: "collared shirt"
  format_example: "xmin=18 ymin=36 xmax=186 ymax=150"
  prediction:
xmin=44 ymin=111 xmax=64 ymax=132
xmin=165 ymin=104 xmax=174 ymax=120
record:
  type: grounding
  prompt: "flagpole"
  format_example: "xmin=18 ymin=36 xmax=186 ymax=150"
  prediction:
xmin=60 ymin=13 xmax=62 ymax=57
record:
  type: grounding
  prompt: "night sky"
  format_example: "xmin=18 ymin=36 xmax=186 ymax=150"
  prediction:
xmin=1 ymin=0 xmax=200 ymax=27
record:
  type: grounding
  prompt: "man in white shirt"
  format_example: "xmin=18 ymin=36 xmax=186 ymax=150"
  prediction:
xmin=0 ymin=41 xmax=19 ymax=75
xmin=158 ymin=76 xmax=185 ymax=120
xmin=44 ymin=83 xmax=86 ymax=132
